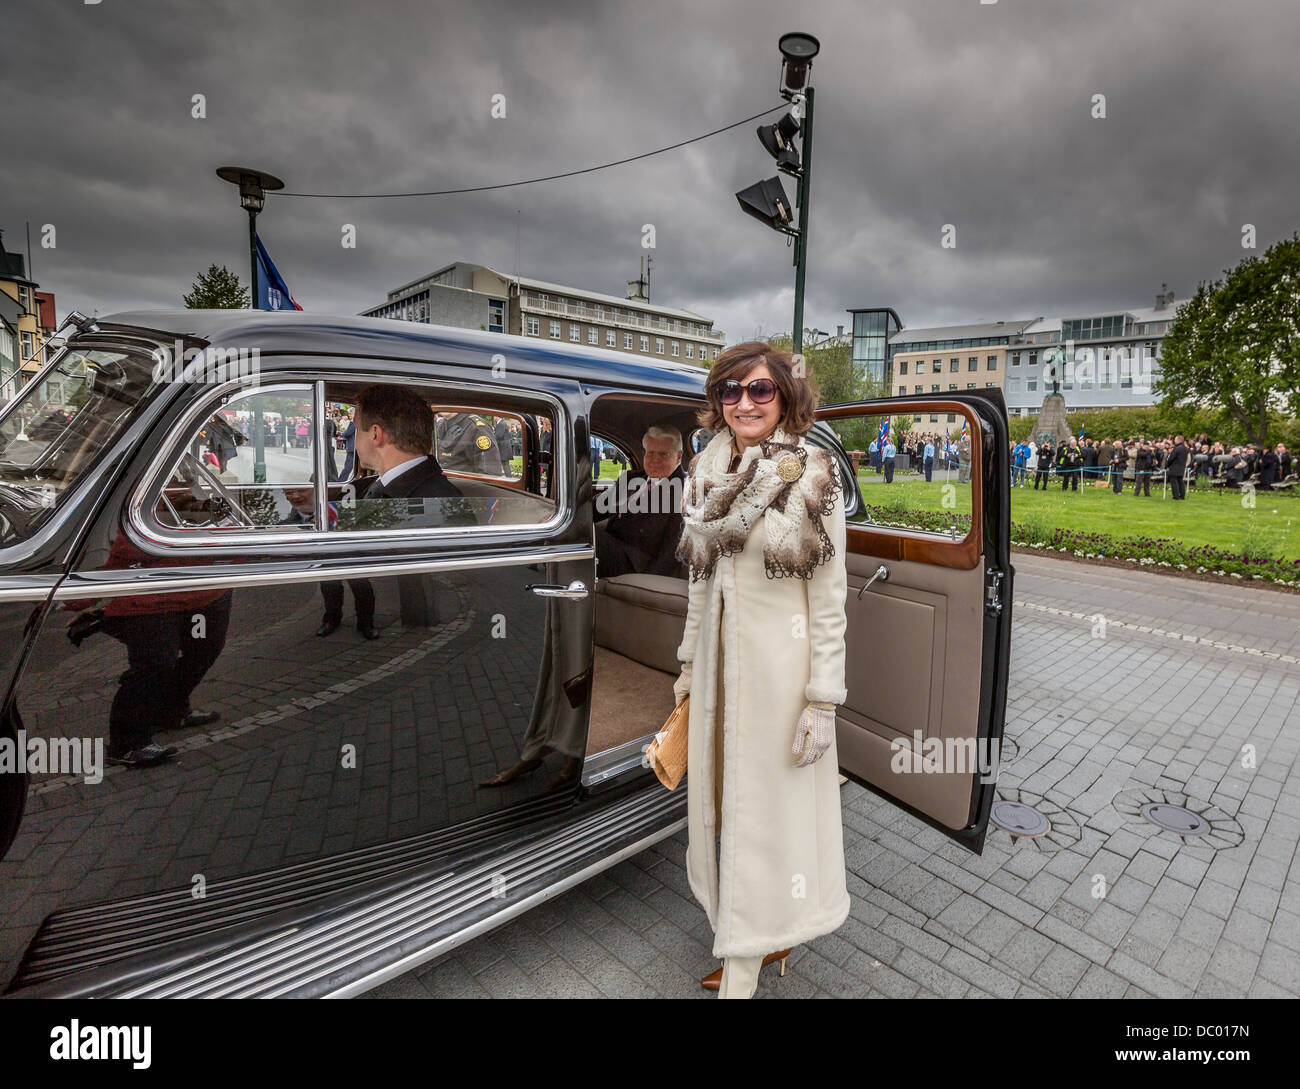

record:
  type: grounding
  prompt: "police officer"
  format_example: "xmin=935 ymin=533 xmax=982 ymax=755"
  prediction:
xmin=1057 ymin=440 xmax=1082 ymax=491
xmin=882 ymin=435 xmax=897 ymax=483
xmin=436 ymin=411 xmax=504 ymax=474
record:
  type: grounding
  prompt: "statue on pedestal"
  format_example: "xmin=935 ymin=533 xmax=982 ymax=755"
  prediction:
xmin=1031 ymin=345 xmax=1070 ymax=446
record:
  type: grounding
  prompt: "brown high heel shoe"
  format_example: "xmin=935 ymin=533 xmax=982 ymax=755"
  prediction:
xmin=700 ymin=948 xmax=792 ymax=991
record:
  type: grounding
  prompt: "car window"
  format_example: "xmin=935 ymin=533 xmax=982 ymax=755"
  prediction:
xmin=0 ymin=345 xmax=159 ymax=546
xmin=323 ymin=379 xmax=557 ymax=533
xmin=152 ymin=385 xmax=319 ymax=532
xmin=815 ymin=408 xmax=976 ymax=541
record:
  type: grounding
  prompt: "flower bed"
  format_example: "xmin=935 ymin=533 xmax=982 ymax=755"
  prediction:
xmin=859 ymin=503 xmax=1300 ymax=587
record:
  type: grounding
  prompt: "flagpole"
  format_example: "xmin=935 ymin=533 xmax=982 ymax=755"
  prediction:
xmin=248 ymin=213 xmax=268 ymax=484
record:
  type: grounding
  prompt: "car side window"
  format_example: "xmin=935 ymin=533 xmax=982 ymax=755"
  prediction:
xmin=323 ymin=379 xmax=558 ymax=533
xmin=151 ymin=385 xmax=319 ymax=531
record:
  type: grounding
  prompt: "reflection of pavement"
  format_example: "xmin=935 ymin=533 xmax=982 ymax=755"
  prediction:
xmin=369 ymin=553 xmax=1300 ymax=998
xmin=227 ymin=446 xmax=314 ymax=484
xmin=1 ymin=571 xmax=547 ymax=987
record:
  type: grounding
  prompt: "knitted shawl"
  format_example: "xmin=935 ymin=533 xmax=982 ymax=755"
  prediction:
xmin=674 ymin=424 xmax=842 ymax=583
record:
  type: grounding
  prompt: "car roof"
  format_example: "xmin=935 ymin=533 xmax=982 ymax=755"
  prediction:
xmin=95 ymin=309 xmax=712 ymax=394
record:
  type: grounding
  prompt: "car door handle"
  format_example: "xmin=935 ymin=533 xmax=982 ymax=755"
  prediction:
xmin=856 ymin=564 xmax=889 ymax=600
xmin=525 ymin=579 xmax=589 ymax=599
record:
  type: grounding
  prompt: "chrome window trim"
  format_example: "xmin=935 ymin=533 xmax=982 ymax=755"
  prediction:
xmin=52 ymin=545 xmax=595 ymax=600
xmin=127 ymin=371 xmax=571 ymax=551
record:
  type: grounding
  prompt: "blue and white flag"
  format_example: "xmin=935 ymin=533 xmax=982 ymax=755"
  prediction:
xmin=254 ymin=234 xmax=303 ymax=311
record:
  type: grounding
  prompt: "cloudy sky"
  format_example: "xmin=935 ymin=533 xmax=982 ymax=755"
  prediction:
xmin=2 ymin=0 xmax=1298 ymax=343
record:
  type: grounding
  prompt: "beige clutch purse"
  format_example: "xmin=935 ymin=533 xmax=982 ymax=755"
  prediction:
xmin=645 ymin=696 xmax=689 ymax=790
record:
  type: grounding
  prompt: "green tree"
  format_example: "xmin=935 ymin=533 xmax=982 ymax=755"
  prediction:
xmin=1155 ymin=233 xmax=1300 ymax=446
xmin=184 ymin=264 xmax=250 ymax=309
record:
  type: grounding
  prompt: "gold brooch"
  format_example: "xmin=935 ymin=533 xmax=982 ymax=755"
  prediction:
xmin=475 ymin=435 xmax=492 ymax=450
xmin=776 ymin=453 xmax=803 ymax=482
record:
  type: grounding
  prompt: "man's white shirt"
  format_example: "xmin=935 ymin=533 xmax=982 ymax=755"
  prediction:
xmin=377 ymin=455 xmax=426 ymax=489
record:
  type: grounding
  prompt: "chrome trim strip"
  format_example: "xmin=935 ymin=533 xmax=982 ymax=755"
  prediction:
xmin=126 ymin=371 xmax=572 ymax=550
xmin=52 ymin=546 xmax=596 ymax=600
xmin=0 ymin=580 xmax=58 ymax=603
xmin=581 ymin=734 xmax=658 ymax=787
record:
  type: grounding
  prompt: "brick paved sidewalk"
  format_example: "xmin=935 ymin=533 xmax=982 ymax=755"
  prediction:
xmin=368 ymin=554 xmax=1300 ymax=998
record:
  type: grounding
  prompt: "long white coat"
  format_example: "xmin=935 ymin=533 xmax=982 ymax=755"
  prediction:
xmin=676 ymin=433 xmax=852 ymax=958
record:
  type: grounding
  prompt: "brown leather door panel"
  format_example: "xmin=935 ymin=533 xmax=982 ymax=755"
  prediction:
xmin=839 ymin=552 xmax=985 ymax=831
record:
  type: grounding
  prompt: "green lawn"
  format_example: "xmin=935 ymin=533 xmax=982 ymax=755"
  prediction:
xmin=855 ymin=468 xmax=1299 ymax=561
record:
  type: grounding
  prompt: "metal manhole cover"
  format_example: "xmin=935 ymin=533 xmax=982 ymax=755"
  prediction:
xmin=990 ymin=800 xmax=1050 ymax=837
xmin=1141 ymin=802 xmax=1209 ymax=835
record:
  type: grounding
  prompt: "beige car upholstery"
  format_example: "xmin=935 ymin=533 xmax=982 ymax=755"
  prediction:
xmin=593 ymin=573 xmax=689 ymax=674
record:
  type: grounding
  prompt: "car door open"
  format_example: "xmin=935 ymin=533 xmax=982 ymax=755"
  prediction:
xmin=812 ymin=392 xmax=1014 ymax=853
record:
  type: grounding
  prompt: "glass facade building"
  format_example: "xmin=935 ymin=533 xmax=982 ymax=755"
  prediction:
xmin=848 ymin=307 xmax=902 ymax=383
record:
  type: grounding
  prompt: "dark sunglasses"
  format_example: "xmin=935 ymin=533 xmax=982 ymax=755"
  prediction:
xmin=718 ymin=378 xmax=779 ymax=405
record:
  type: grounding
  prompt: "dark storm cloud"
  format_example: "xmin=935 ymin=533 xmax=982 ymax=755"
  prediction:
xmin=1 ymin=0 xmax=1298 ymax=341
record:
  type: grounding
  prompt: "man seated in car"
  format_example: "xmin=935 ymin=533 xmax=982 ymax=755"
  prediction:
xmin=594 ymin=424 xmax=688 ymax=579
xmin=353 ymin=385 xmax=465 ymax=500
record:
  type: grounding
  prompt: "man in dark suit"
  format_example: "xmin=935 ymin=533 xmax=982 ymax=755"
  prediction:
xmin=594 ymin=425 xmax=688 ymax=579
xmin=1257 ymin=444 xmax=1280 ymax=488
xmin=1165 ymin=434 xmax=1190 ymax=500
xmin=354 ymin=385 xmax=465 ymax=501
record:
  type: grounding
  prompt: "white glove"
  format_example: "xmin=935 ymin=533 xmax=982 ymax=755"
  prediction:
xmin=673 ymin=662 xmax=693 ymax=705
xmin=792 ymin=701 xmax=836 ymax=767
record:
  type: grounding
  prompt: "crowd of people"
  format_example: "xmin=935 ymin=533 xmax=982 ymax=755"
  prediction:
xmin=854 ymin=424 xmax=1295 ymax=500
xmin=1006 ymin=433 xmax=1294 ymax=497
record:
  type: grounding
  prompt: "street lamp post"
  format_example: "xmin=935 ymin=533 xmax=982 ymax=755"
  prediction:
xmin=735 ymin=33 xmax=820 ymax=357
xmin=790 ymin=83 xmax=814 ymax=357
xmin=215 ymin=166 xmax=284 ymax=484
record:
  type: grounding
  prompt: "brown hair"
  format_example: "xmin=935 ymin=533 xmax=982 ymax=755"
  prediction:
xmin=354 ymin=384 xmax=434 ymax=456
xmin=697 ymin=341 xmax=818 ymax=435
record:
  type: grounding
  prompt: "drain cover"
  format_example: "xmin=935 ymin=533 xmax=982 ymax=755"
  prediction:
xmin=1141 ymin=803 xmax=1209 ymax=835
xmin=990 ymin=800 xmax=1050 ymax=837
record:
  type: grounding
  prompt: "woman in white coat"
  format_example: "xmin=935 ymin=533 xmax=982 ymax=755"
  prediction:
xmin=670 ymin=341 xmax=851 ymax=999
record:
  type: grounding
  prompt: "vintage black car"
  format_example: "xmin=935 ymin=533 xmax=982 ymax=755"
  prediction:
xmin=0 ymin=310 xmax=1012 ymax=997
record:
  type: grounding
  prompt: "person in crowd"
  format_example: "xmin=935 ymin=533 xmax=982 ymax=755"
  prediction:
xmin=1277 ymin=443 xmax=1292 ymax=480
xmin=956 ymin=434 xmax=972 ymax=484
xmin=868 ymin=435 xmax=880 ymax=474
xmin=1081 ymin=439 xmax=1098 ymax=483
xmin=882 ymin=434 xmax=897 ymax=483
xmin=1034 ymin=439 xmax=1053 ymax=489
xmin=1057 ymin=439 xmax=1082 ymax=491
xmin=1257 ymin=443 xmax=1280 ymax=488
xmin=1011 ymin=439 xmax=1029 ymax=486
xmin=339 ymin=410 xmax=356 ymax=480
xmin=1132 ymin=439 xmax=1155 ymax=496
xmin=924 ymin=435 xmax=935 ymax=483
xmin=1165 ymin=434 xmax=1190 ymax=500
xmin=1108 ymin=440 xmax=1127 ymax=494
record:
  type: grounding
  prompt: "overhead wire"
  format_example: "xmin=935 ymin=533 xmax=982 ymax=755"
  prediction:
xmin=276 ymin=104 xmax=788 ymax=199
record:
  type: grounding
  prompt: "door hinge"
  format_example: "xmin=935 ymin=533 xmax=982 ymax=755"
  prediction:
xmin=984 ymin=568 xmax=1004 ymax=617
